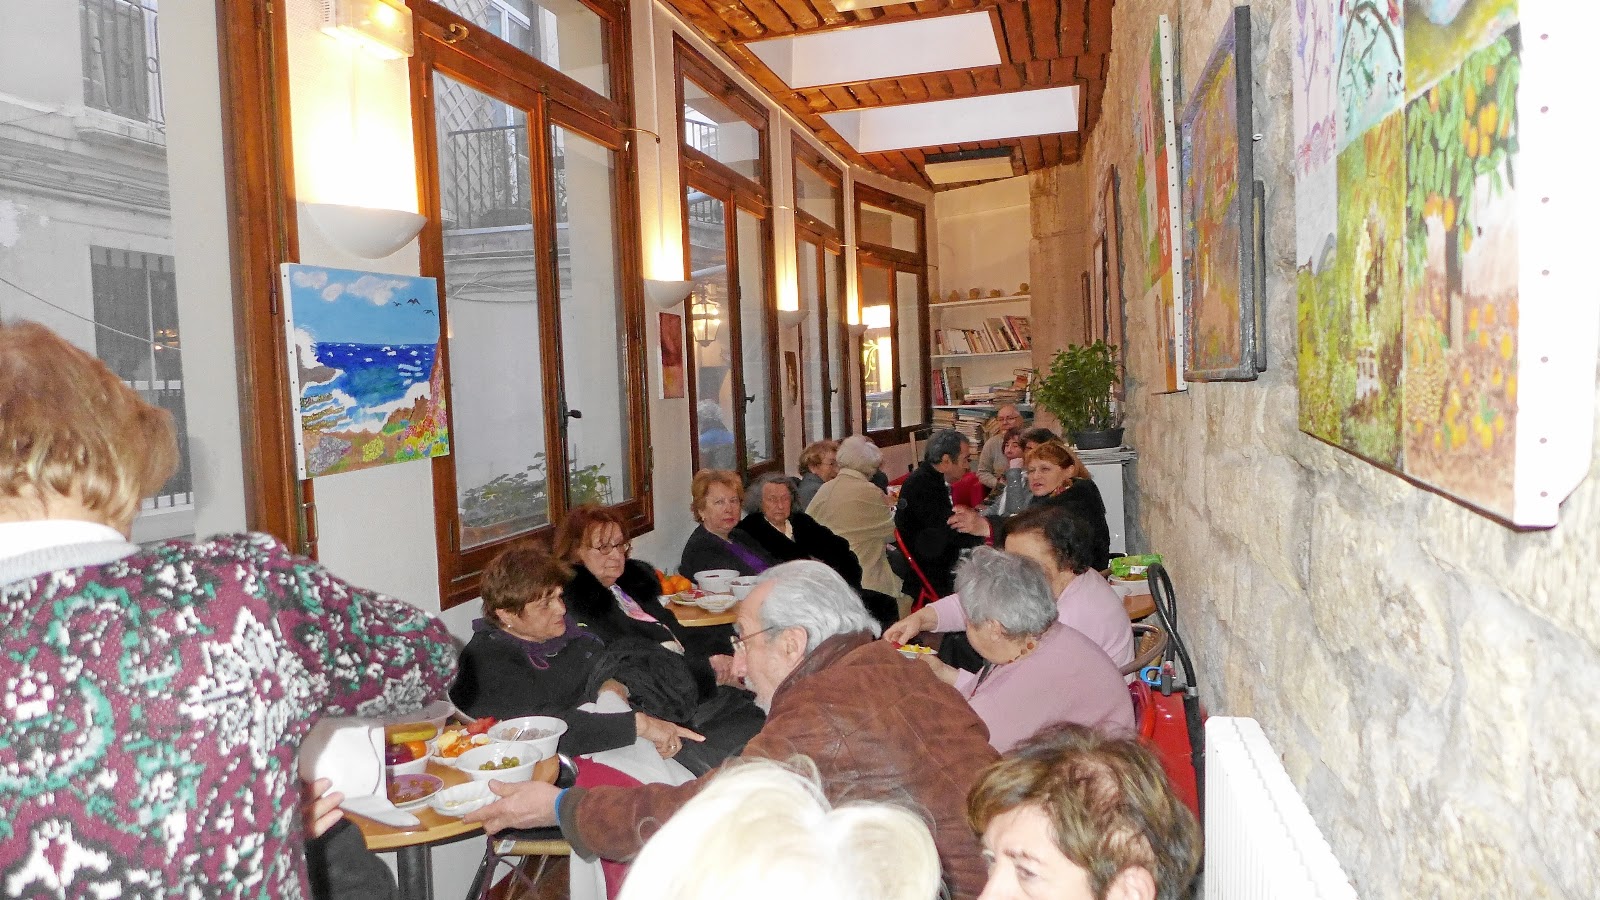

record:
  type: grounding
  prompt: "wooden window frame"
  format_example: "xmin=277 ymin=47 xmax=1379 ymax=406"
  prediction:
xmin=675 ymin=38 xmax=782 ymax=481
xmin=791 ymin=136 xmax=849 ymax=442
xmin=854 ymin=184 xmax=930 ymax=445
xmin=411 ymin=5 xmax=651 ymax=608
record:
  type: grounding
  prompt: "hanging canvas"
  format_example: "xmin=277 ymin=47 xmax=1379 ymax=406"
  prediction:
xmin=1180 ymin=6 xmax=1262 ymax=382
xmin=1294 ymin=0 xmax=1599 ymax=527
xmin=1131 ymin=15 xmax=1186 ymax=393
xmin=1095 ymin=166 xmax=1128 ymax=384
xmin=280 ymin=264 xmax=449 ymax=479
xmin=659 ymin=311 xmax=686 ymax=399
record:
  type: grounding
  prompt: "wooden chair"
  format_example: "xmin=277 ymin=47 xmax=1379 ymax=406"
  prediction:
xmin=1119 ymin=622 xmax=1168 ymax=678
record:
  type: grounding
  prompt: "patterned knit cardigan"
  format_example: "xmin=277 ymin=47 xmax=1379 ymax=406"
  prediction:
xmin=0 ymin=532 xmax=457 ymax=899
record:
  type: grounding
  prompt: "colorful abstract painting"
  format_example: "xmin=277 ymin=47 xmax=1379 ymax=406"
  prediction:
xmin=1296 ymin=0 xmax=1599 ymax=526
xmin=1131 ymin=16 xmax=1185 ymax=393
xmin=659 ymin=311 xmax=685 ymax=399
xmin=1294 ymin=0 xmax=1340 ymax=269
xmin=281 ymin=264 xmax=449 ymax=479
xmin=1180 ymin=6 xmax=1260 ymax=381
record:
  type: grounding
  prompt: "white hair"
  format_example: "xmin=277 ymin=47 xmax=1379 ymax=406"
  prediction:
xmin=835 ymin=435 xmax=883 ymax=477
xmin=618 ymin=758 xmax=941 ymax=900
xmin=757 ymin=559 xmax=880 ymax=651
xmin=955 ymin=546 xmax=1057 ymax=637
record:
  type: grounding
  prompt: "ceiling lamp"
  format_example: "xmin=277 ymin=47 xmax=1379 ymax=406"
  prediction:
xmin=923 ymin=147 xmax=1019 ymax=185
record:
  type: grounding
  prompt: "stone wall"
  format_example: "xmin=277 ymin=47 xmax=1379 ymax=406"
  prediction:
xmin=1058 ymin=0 xmax=1600 ymax=895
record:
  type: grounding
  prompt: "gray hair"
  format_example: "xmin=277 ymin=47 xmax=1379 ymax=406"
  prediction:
xmin=835 ymin=435 xmax=883 ymax=477
xmin=922 ymin=429 xmax=969 ymax=466
xmin=744 ymin=472 xmax=797 ymax=515
xmin=757 ymin=560 xmax=880 ymax=651
xmin=955 ymin=547 xmax=1057 ymax=638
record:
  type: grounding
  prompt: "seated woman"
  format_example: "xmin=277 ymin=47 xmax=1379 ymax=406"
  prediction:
xmin=805 ymin=436 xmax=908 ymax=617
xmin=795 ymin=439 xmax=840 ymax=510
xmin=885 ymin=504 xmax=1133 ymax=669
xmin=911 ymin=548 xmax=1133 ymax=752
xmin=967 ymin=723 xmax=1201 ymax=900
xmin=450 ymin=541 xmax=704 ymax=761
xmin=679 ymin=469 xmax=777 ymax=577
xmin=1020 ymin=426 xmax=1059 ymax=453
xmin=984 ymin=427 xmax=1029 ymax=518
xmin=950 ymin=440 xmax=1111 ymax=571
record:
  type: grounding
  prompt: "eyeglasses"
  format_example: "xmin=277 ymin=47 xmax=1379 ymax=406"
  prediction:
xmin=588 ymin=540 xmax=632 ymax=555
xmin=730 ymin=625 xmax=780 ymax=654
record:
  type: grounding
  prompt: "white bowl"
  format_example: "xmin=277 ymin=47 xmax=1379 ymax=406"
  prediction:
xmin=693 ymin=568 xmax=740 ymax=593
xmin=457 ymin=741 xmax=539 ymax=783
xmin=385 ymin=742 xmax=430 ymax=778
xmin=728 ymin=576 xmax=761 ymax=600
xmin=696 ymin=593 xmax=737 ymax=613
xmin=488 ymin=716 xmax=567 ymax=760
xmin=431 ymin=782 xmax=495 ymax=818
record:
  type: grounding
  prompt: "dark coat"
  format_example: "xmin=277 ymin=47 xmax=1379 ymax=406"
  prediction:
xmin=448 ymin=627 xmax=635 ymax=757
xmin=1027 ymin=478 xmax=1112 ymax=571
xmin=736 ymin=511 xmax=863 ymax=589
xmin=894 ymin=461 xmax=984 ymax=596
xmin=678 ymin=524 xmax=778 ymax=578
xmin=563 ymin=559 xmax=727 ymax=696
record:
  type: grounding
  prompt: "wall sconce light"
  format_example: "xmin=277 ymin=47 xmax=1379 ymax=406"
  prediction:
xmin=846 ymin=322 xmax=868 ymax=337
xmin=645 ymin=278 xmax=694 ymax=309
xmin=305 ymin=202 xmax=427 ymax=259
xmin=320 ymin=0 xmax=414 ymax=60
xmin=690 ymin=292 xmax=723 ymax=347
xmin=777 ymin=308 xmax=806 ymax=328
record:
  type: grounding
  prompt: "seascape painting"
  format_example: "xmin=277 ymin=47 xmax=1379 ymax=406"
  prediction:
xmin=1293 ymin=0 xmax=1598 ymax=526
xmin=281 ymin=264 xmax=449 ymax=479
xmin=1131 ymin=16 xmax=1185 ymax=393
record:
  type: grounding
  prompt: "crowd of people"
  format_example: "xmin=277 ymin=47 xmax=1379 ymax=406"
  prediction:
xmin=1 ymin=320 xmax=1198 ymax=899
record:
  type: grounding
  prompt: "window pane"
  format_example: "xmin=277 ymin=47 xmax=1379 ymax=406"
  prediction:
xmin=860 ymin=202 xmax=918 ymax=252
xmin=436 ymin=74 xmax=549 ymax=549
xmin=552 ymin=125 xmax=630 ymax=510
xmin=436 ymin=0 xmax=609 ymax=98
xmin=798 ymin=238 xmax=824 ymax=442
xmin=795 ymin=160 xmax=838 ymax=229
xmin=896 ymin=270 xmax=925 ymax=426
xmin=737 ymin=208 xmax=772 ymax=464
xmin=687 ymin=191 xmax=736 ymax=471
xmin=682 ymin=76 xmax=762 ymax=181
xmin=860 ymin=264 xmax=894 ymax=432
xmin=824 ymin=248 xmax=845 ymax=436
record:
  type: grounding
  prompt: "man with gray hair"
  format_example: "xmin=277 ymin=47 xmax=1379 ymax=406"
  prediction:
xmin=465 ymin=560 xmax=998 ymax=899
xmin=895 ymin=428 xmax=985 ymax=597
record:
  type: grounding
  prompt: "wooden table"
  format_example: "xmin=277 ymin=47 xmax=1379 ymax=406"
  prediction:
xmin=351 ymin=755 xmax=558 ymax=900
xmin=1124 ymin=591 xmax=1155 ymax=620
xmin=664 ymin=595 xmax=740 ymax=627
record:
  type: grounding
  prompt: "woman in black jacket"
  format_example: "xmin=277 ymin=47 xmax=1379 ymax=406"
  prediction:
xmin=679 ymin=469 xmax=778 ymax=578
xmin=950 ymin=441 xmax=1111 ymax=571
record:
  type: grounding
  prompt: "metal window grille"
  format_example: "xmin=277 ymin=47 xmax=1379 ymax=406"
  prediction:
xmin=80 ymin=0 xmax=164 ymax=128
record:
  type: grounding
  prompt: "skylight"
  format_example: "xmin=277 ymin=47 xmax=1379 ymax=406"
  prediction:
xmin=821 ymin=86 xmax=1079 ymax=154
xmin=746 ymin=13 xmax=1002 ymax=89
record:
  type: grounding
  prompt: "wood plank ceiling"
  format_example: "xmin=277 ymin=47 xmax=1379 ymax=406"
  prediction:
xmin=664 ymin=0 xmax=1114 ymax=189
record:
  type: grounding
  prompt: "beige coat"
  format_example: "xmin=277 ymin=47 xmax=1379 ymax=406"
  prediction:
xmin=806 ymin=467 xmax=906 ymax=605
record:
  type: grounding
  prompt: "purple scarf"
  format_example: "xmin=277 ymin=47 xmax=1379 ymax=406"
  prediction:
xmin=723 ymin=534 xmax=771 ymax=574
xmin=473 ymin=614 xmax=599 ymax=671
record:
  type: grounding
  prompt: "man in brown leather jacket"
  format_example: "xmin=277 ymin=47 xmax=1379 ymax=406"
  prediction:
xmin=467 ymin=560 xmax=999 ymax=899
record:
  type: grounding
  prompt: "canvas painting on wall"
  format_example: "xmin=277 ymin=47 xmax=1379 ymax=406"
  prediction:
xmin=1294 ymin=0 xmax=1599 ymax=527
xmin=1180 ymin=5 xmax=1261 ymax=382
xmin=280 ymin=264 xmax=449 ymax=479
xmin=1131 ymin=15 xmax=1185 ymax=393
xmin=659 ymin=311 xmax=686 ymax=399
xmin=1096 ymin=166 xmax=1128 ymax=377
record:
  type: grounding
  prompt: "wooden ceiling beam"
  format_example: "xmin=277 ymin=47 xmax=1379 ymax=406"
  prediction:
xmin=769 ymin=0 xmax=821 ymax=30
xmin=1085 ymin=0 xmax=1113 ymax=53
xmin=743 ymin=0 xmax=801 ymax=34
xmin=1026 ymin=0 xmax=1060 ymax=60
xmin=997 ymin=1 xmax=1030 ymax=63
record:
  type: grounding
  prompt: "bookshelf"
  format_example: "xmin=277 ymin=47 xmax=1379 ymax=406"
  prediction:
xmin=929 ymin=294 xmax=1033 ymax=406
xmin=930 ymin=293 xmax=1031 ymax=310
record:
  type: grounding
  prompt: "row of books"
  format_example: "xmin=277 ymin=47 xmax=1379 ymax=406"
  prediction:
xmin=930 ymin=399 xmax=1034 ymax=442
xmin=931 ymin=366 xmax=966 ymax=405
xmin=934 ymin=315 xmax=1033 ymax=355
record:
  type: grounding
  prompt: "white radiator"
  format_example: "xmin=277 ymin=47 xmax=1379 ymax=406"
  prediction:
xmin=1203 ymin=717 xmax=1359 ymax=899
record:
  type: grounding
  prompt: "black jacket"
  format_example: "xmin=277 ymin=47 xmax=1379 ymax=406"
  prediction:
xmin=678 ymin=524 xmax=778 ymax=578
xmin=448 ymin=627 xmax=636 ymax=757
xmin=737 ymin=511 xmax=864 ymax=589
xmin=1026 ymin=479 xmax=1112 ymax=571
xmin=894 ymin=461 xmax=985 ymax=597
xmin=563 ymin=559 xmax=727 ymax=695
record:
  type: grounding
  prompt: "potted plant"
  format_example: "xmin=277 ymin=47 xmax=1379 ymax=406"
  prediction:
xmin=1033 ymin=340 xmax=1124 ymax=450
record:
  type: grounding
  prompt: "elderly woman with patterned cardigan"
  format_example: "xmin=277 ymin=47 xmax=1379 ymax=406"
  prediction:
xmin=0 ymin=321 xmax=458 ymax=899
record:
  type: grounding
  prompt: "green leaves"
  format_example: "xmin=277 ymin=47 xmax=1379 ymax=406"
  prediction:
xmin=1034 ymin=341 xmax=1121 ymax=432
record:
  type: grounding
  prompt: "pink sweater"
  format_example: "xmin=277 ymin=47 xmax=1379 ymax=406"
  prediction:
xmin=950 ymin=622 xmax=1135 ymax=752
xmin=930 ymin=570 xmax=1133 ymax=668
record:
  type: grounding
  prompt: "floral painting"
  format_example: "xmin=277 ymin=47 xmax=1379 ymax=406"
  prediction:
xmin=281 ymin=264 xmax=449 ymax=479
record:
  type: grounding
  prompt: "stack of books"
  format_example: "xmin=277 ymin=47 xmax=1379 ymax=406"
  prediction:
xmin=933 ymin=315 xmax=1032 ymax=355
xmin=931 ymin=366 xmax=966 ymax=406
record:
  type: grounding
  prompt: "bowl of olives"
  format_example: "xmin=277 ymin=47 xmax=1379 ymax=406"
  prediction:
xmin=456 ymin=741 xmax=539 ymax=784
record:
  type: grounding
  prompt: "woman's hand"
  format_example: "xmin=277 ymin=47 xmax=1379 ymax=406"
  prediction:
xmin=636 ymin=713 xmax=705 ymax=758
xmin=882 ymin=606 xmax=938 ymax=646
xmin=301 ymin=777 xmax=344 ymax=839
xmin=709 ymin=654 xmax=740 ymax=686
xmin=919 ymin=653 xmax=959 ymax=687
xmin=599 ymin=678 xmax=630 ymax=701
xmin=947 ymin=505 xmax=992 ymax=537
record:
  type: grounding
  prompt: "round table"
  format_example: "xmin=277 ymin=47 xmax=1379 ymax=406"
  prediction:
xmin=664 ymin=595 xmax=740 ymax=627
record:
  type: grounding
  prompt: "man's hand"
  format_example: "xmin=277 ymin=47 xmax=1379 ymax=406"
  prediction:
xmin=636 ymin=713 xmax=705 ymax=758
xmin=946 ymin=505 xmax=991 ymax=537
xmin=301 ymin=777 xmax=344 ymax=839
xmin=920 ymin=652 xmax=959 ymax=687
xmin=709 ymin=654 xmax=739 ymax=686
xmin=882 ymin=606 xmax=937 ymax=646
xmin=463 ymin=780 xmax=561 ymax=833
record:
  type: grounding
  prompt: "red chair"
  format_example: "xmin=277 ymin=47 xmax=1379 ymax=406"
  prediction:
xmin=893 ymin=528 xmax=941 ymax=612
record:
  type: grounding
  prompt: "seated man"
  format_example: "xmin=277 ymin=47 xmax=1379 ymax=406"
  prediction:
xmin=465 ymin=560 xmax=999 ymax=899
xmin=974 ymin=402 xmax=1026 ymax=490
xmin=894 ymin=429 xmax=986 ymax=597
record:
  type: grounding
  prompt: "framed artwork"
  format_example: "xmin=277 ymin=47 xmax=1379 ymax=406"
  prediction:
xmin=1090 ymin=238 xmax=1107 ymax=344
xmin=279 ymin=264 xmax=449 ymax=479
xmin=1294 ymin=0 xmax=1599 ymax=527
xmin=1094 ymin=165 xmax=1129 ymax=393
xmin=1132 ymin=15 xmax=1186 ymax=393
xmin=659 ymin=311 xmax=685 ymax=399
xmin=1180 ymin=5 xmax=1262 ymax=382
xmin=1080 ymin=271 xmax=1093 ymax=344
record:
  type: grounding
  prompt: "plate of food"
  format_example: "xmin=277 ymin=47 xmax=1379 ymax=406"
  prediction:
xmin=387 ymin=773 xmax=443 ymax=812
xmin=893 ymin=643 xmax=936 ymax=660
xmin=431 ymin=718 xmax=497 ymax=768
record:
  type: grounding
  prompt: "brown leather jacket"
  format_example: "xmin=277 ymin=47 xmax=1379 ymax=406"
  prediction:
xmin=560 ymin=631 xmax=999 ymax=899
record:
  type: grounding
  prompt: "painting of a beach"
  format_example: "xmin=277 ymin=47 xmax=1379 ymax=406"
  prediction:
xmin=281 ymin=264 xmax=450 ymax=479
